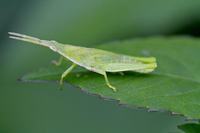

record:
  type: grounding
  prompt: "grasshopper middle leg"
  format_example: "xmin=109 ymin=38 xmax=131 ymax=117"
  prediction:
xmin=60 ymin=63 xmax=77 ymax=86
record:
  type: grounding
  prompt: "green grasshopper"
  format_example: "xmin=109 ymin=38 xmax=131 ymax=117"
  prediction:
xmin=9 ymin=32 xmax=157 ymax=92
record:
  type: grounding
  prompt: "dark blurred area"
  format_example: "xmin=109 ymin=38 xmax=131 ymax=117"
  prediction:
xmin=1 ymin=0 xmax=200 ymax=133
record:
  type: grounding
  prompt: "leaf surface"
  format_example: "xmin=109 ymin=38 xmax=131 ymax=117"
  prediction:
xmin=21 ymin=37 xmax=200 ymax=119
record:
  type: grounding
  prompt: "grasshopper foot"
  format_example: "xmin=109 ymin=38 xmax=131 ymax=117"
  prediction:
xmin=107 ymin=83 xmax=117 ymax=92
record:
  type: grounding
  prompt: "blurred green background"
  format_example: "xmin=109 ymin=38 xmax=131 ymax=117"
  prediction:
xmin=1 ymin=0 xmax=200 ymax=132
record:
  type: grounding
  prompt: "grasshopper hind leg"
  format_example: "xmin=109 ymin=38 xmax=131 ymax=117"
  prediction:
xmin=103 ymin=72 xmax=117 ymax=92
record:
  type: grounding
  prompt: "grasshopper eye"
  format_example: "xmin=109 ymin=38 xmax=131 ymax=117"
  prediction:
xmin=50 ymin=46 xmax=57 ymax=51
xmin=49 ymin=41 xmax=58 ymax=51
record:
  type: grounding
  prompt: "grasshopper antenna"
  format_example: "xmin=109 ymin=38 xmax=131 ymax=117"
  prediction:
xmin=8 ymin=32 xmax=50 ymax=47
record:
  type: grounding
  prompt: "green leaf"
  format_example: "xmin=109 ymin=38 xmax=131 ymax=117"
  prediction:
xmin=21 ymin=37 xmax=200 ymax=119
xmin=178 ymin=122 xmax=200 ymax=133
